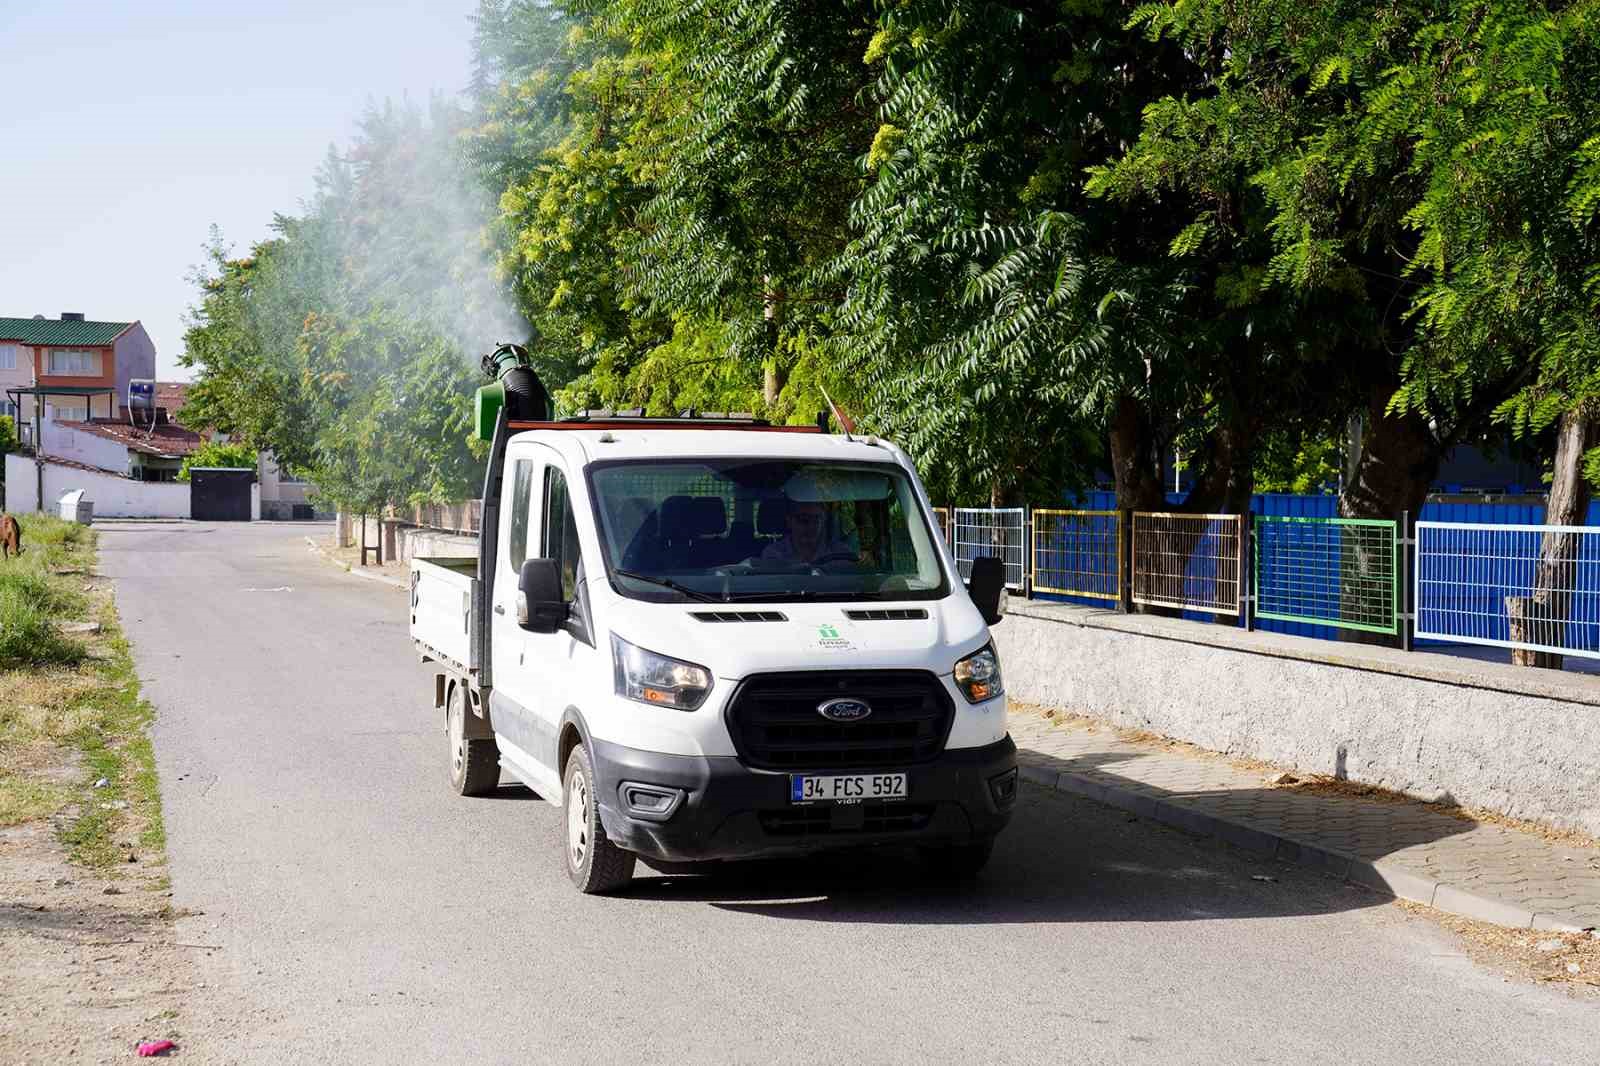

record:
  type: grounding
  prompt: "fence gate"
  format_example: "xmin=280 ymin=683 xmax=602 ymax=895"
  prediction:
xmin=953 ymin=507 xmax=1027 ymax=590
xmin=1130 ymin=512 xmax=1243 ymax=614
xmin=1415 ymin=521 xmax=1600 ymax=660
xmin=1032 ymin=510 xmax=1121 ymax=601
xmin=1254 ymin=516 xmax=1399 ymax=634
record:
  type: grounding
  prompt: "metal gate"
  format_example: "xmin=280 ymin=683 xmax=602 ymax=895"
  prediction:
xmin=190 ymin=467 xmax=255 ymax=522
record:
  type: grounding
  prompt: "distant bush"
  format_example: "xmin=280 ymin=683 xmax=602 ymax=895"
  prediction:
xmin=178 ymin=441 xmax=258 ymax=482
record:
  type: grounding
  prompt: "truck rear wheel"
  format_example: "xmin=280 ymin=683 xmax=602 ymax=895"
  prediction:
xmin=562 ymin=744 xmax=636 ymax=894
xmin=447 ymin=684 xmax=500 ymax=796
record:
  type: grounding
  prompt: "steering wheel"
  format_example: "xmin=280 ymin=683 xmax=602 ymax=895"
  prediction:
xmin=809 ymin=551 xmax=858 ymax=569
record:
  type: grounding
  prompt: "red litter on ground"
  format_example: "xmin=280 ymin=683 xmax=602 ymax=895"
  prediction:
xmin=137 ymin=1040 xmax=176 ymax=1057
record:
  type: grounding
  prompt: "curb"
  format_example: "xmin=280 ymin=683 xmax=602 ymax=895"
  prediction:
xmin=1018 ymin=763 xmax=1586 ymax=932
xmin=302 ymin=536 xmax=409 ymax=590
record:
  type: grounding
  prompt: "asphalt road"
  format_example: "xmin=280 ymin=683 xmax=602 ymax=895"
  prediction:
xmin=100 ymin=521 xmax=1598 ymax=1064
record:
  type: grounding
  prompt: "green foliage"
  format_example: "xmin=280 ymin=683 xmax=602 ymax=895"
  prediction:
xmin=1100 ymin=0 xmax=1600 ymax=499
xmin=1253 ymin=430 xmax=1341 ymax=495
xmin=184 ymin=0 xmax=1600 ymax=515
xmin=183 ymin=97 xmax=517 ymax=509
xmin=177 ymin=441 xmax=258 ymax=481
xmin=0 ymin=518 xmax=89 ymax=669
xmin=0 ymin=415 xmax=17 ymax=459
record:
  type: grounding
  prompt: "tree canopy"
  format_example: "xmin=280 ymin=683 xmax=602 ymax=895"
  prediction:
xmin=182 ymin=0 xmax=1600 ymax=515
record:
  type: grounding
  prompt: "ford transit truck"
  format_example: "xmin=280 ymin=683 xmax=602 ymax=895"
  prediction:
xmin=409 ymin=345 xmax=1016 ymax=893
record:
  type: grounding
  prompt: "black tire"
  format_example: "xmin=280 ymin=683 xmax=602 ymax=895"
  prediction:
xmin=562 ymin=744 xmax=636 ymax=894
xmin=917 ymin=840 xmax=995 ymax=879
xmin=447 ymin=684 xmax=500 ymax=797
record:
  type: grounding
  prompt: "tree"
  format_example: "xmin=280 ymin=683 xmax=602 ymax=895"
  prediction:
xmin=1098 ymin=0 xmax=1600 ymax=524
xmin=177 ymin=441 xmax=258 ymax=482
xmin=183 ymin=97 xmax=516 ymax=511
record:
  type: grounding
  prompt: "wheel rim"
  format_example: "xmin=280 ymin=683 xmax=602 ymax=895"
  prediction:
xmin=449 ymin=694 xmax=465 ymax=780
xmin=567 ymin=770 xmax=589 ymax=869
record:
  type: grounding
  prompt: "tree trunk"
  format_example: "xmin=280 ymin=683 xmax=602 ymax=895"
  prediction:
xmin=1107 ymin=393 xmax=1165 ymax=512
xmin=762 ymin=279 xmax=786 ymax=409
xmin=1338 ymin=384 xmax=1438 ymax=523
xmin=1337 ymin=385 xmax=1442 ymax=647
xmin=1507 ymin=406 xmax=1597 ymax=669
xmin=1107 ymin=393 xmax=1167 ymax=613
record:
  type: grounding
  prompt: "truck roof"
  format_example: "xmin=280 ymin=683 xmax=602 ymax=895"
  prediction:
xmin=507 ymin=425 xmax=911 ymax=468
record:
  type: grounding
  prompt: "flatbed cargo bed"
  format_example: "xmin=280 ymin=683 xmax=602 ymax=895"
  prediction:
xmin=410 ymin=555 xmax=481 ymax=676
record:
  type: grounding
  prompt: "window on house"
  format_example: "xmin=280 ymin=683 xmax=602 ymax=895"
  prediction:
xmin=46 ymin=401 xmax=88 ymax=422
xmin=0 ymin=400 xmax=16 ymax=421
xmin=0 ymin=344 xmax=18 ymax=370
xmin=48 ymin=349 xmax=101 ymax=376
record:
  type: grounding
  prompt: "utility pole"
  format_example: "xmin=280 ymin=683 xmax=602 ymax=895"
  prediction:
xmin=33 ymin=371 xmax=44 ymax=514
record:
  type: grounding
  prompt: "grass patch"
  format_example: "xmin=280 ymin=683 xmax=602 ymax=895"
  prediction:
xmin=0 ymin=517 xmax=165 ymax=868
xmin=0 ymin=772 xmax=71 ymax=826
xmin=0 ymin=514 xmax=91 ymax=669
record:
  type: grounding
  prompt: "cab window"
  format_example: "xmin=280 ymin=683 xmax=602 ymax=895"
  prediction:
xmin=506 ymin=459 xmax=534 ymax=571
xmin=543 ymin=466 xmax=582 ymax=601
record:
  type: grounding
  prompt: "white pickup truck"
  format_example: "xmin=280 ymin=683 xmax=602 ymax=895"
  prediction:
xmin=411 ymin=373 xmax=1016 ymax=894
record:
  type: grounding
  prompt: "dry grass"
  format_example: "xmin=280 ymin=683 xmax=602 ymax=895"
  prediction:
xmin=1012 ymin=700 xmax=1600 ymax=851
xmin=1397 ymin=900 xmax=1600 ymax=992
xmin=0 ymin=522 xmax=165 ymax=861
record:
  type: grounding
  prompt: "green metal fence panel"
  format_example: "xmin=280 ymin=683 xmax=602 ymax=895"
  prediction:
xmin=1253 ymin=515 xmax=1399 ymax=635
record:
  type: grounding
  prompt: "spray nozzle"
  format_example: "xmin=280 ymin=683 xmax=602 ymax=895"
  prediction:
xmin=481 ymin=342 xmax=532 ymax=381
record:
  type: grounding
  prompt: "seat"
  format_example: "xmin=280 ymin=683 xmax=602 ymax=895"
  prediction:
xmin=658 ymin=495 xmax=730 ymax=569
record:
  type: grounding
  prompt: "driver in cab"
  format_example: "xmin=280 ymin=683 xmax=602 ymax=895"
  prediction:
xmin=761 ymin=499 xmax=855 ymax=565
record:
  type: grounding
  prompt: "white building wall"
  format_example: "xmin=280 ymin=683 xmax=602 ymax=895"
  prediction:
xmin=40 ymin=420 xmax=131 ymax=473
xmin=5 ymin=452 xmax=189 ymax=518
xmin=258 ymin=451 xmax=313 ymax=517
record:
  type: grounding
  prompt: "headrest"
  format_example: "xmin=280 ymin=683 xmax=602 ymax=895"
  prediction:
xmin=660 ymin=495 xmax=727 ymax=539
xmin=756 ymin=496 xmax=788 ymax=536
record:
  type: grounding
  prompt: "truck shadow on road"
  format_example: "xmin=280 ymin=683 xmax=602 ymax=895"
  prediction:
xmin=618 ymin=747 xmax=1474 ymax=924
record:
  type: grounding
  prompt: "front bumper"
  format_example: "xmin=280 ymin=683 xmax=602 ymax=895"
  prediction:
xmin=590 ymin=736 xmax=1018 ymax=862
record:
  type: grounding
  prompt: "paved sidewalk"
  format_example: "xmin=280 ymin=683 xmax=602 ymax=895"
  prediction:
xmin=1010 ymin=712 xmax=1600 ymax=931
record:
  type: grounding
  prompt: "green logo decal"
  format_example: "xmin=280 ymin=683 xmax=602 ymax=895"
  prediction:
xmin=818 ymin=623 xmax=841 ymax=640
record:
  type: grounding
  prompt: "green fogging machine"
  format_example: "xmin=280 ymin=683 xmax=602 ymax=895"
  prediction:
xmin=474 ymin=343 xmax=551 ymax=441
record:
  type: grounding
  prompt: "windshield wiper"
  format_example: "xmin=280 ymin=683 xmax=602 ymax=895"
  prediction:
xmin=611 ymin=568 xmax=724 ymax=603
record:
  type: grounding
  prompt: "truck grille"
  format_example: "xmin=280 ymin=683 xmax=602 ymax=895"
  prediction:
xmin=725 ymin=670 xmax=954 ymax=771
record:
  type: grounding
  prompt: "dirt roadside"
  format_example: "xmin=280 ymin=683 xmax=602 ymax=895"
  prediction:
xmin=0 ymin=520 xmax=218 ymax=1062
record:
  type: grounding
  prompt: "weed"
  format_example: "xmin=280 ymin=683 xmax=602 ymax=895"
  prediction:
xmin=0 ymin=522 xmax=166 ymax=868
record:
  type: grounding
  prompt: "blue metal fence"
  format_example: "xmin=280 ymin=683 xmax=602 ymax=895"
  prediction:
xmin=1028 ymin=491 xmax=1600 ymax=649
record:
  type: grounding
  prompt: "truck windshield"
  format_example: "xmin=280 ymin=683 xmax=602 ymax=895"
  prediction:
xmin=588 ymin=459 xmax=950 ymax=603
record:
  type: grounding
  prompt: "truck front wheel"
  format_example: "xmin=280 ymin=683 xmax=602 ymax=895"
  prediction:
xmin=447 ymin=684 xmax=500 ymax=797
xmin=562 ymin=744 xmax=636 ymax=894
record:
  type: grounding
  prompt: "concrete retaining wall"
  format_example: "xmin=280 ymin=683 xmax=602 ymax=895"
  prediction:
xmin=994 ymin=600 xmax=1600 ymax=838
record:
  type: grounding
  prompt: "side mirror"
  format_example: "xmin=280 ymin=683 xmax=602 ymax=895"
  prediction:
xmin=966 ymin=555 xmax=1005 ymax=626
xmin=518 ymin=558 xmax=567 ymax=633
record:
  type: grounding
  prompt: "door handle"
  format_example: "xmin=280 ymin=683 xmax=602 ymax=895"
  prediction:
xmin=493 ymin=604 xmax=506 ymax=615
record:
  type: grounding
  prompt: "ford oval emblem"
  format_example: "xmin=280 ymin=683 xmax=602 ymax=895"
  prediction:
xmin=817 ymin=697 xmax=872 ymax=723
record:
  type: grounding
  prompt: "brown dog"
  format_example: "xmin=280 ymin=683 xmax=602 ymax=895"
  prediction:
xmin=0 ymin=514 xmax=21 ymax=560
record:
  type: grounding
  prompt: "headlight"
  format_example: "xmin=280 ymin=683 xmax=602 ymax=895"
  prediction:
xmin=611 ymin=635 xmax=713 ymax=710
xmin=953 ymin=643 xmax=1003 ymax=704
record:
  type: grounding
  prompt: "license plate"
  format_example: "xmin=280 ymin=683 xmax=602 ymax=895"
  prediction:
xmin=790 ymin=773 xmax=908 ymax=805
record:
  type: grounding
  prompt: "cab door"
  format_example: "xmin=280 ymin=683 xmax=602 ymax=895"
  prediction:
xmin=488 ymin=446 xmax=561 ymax=797
xmin=522 ymin=460 xmax=599 ymax=783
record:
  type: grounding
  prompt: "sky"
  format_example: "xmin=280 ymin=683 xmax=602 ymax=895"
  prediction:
xmin=0 ymin=0 xmax=480 ymax=380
